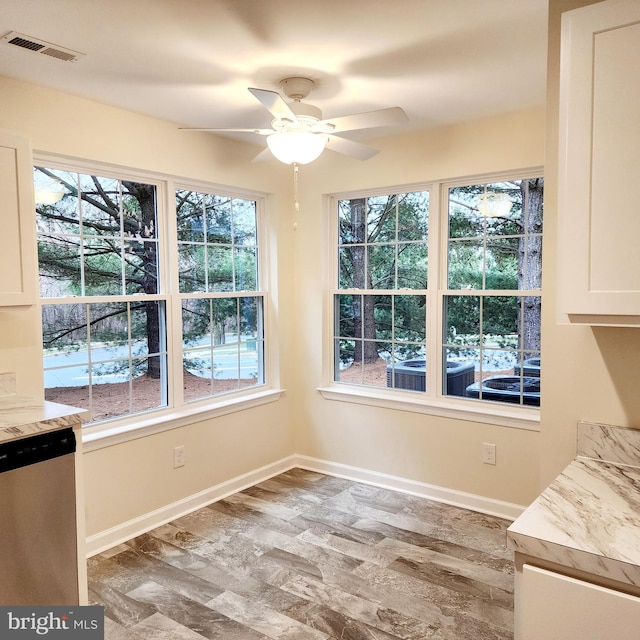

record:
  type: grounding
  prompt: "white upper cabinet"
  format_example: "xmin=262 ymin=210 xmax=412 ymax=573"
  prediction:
xmin=557 ymin=0 xmax=640 ymax=325
xmin=0 ymin=131 xmax=37 ymax=306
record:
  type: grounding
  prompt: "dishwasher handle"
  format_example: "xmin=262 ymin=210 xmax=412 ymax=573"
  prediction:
xmin=0 ymin=427 xmax=76 ymax=473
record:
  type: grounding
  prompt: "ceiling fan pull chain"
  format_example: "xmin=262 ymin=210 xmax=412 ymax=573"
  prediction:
xmin=293 ymin=162 xmax=300 ymax=214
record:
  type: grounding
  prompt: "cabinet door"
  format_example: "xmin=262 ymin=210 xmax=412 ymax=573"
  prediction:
xmin=0 ymin=131 xmax=37 ymax=306
xmin=557 ymin=0 xmax=640 ymax=323
xmin=518 ymin=565 xmax=640 ymax=640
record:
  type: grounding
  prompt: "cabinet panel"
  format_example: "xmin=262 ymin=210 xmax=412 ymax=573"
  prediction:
xmin=0 ymin=131 xmax=37 ymax=305
xmin=557 ymin=0 xmax=640 ymax=323
xmin=519 ymin=564 xmax=640 ymax=640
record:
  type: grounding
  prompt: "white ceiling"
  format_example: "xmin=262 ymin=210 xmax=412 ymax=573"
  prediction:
xmin=0 ymin=0 xmax=548 ymax=145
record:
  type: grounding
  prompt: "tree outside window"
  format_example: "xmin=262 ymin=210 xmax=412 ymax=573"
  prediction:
xmin=36 ymin=166 xmax=265 ymax=424
xmin=332 ymin=175 xmax=543 ymax=408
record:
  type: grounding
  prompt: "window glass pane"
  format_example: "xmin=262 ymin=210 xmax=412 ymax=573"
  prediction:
xmin=205 ymin=194 xmax=232 ymax=244
xmin=176 ymin=190 xmax=204 ymax=242
xmin=443 ymin=348 xmax=478 ymax=397
xmin=448 ymin=239 xmax=483 ymax=289
xmin=336 ymin=295 xmax=358 ymax=339
xmin=482 ymin=296 xmax=518 ymax=339
xmin=335 ymin=339 xmax=356 ymax=381
xmin=178 ymin=244 xmax=205 ymax=293
xmin=80 ymin=175 xmax=121 ymax=237
xmin=83 ymin=239 xmax=123 ymax=296
xmin=368 ymin=245 xmax=395 ymax=288
xmin=233 ymin=199 xmax=257 ymax=246
xmin=520 ymin=296 xmax=542 ymax=353
xmin=398 ymin=192 xmax=429 ymax=242
xmin=397 ymin=243 xmax=427 ymax=289
xmin=394 ymin=295 xmax=426 ymax=343
xmin=387 ymin=346 xmax=427 ymax=392
xmin=234 ymin=247 xmax=257 ymax=290
xmin=485 ymin=237 xmax=519 ymax=289
xmin=38 ymin=235 xmax=82 ymax=297
xmin=367 ymin=195 xmax=397 ymax=243
xmin=444 ymin=295 xmax=481 ymax=344
xmin=338 ymin=199 xmax=366 ymax=245
xmin=124 ymin=239 xmax=159 ymax=295
xmin=338 ymin=246 xmax=362 ymax=289
xmin=207 ymin=245 xmax=233 ymax=292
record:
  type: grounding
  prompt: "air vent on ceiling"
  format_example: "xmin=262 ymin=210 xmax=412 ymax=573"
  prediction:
xmin=1 ymin=31 xmax=85 ymax=62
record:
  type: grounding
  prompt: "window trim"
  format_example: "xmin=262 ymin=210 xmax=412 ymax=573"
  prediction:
xmin=34 ymin=153 xmax=281 ymax=449
xmin=323 ymin=169 xmax=543 ymax=431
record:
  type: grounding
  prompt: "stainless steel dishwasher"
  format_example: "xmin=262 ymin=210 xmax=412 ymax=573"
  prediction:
xmin=0 ymin=427 xmax=80 ymax=605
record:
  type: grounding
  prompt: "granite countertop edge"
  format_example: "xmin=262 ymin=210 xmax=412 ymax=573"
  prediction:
xmin=507 ymin=452 xmax=640 ymax=588
xmin=0 ymin=395 xmax=89 ymax=443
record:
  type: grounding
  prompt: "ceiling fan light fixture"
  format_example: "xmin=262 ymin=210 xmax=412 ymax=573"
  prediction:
xmin=267 ymin=131 xmax=327 ymax=165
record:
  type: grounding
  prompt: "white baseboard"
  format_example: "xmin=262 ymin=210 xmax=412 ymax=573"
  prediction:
xmin=85 ymin=455 xmax=297 ymax=556
xmin=86 ymin=454 xmax=525 ymax=557
xmin=293 ymin=455 xmax=526 ymax=521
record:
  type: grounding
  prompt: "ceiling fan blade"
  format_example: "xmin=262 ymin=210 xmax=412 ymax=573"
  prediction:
xmin=179 ymin=127 xmax=274 ymax=135
xmin=248 ymin=88 xmax=298 ymax=124
xmin=316 ymin=107 xmax=407 ymax=134
xmin=326 ymin=135 xmax=379 ymax=161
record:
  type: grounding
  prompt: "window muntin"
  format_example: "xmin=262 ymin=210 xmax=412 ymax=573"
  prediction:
xmin=332 ymin=176 xmax=543 ymax=410
xmin=36 ymin=165 xmax=266 ymax=426
xmin=334 ymin=191 xmax=429 ymax=389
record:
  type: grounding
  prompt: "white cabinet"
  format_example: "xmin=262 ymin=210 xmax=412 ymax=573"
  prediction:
xmin=557 ymin=0 xmax=640 ymax=324
xmin=517 ymin=564 xmax=640 ymax=640
xmin=0 ymin=130 xmax=37 ymax=306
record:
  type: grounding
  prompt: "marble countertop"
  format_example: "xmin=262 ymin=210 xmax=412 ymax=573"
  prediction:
xmin=0 ymin=394 xmax=89 ymax=444
xmin=507 ymin=422 xmax=640 ymax=587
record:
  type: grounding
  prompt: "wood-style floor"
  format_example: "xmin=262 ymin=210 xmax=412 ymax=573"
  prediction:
xmin=88 ymin=468 xmax=515 ymax=639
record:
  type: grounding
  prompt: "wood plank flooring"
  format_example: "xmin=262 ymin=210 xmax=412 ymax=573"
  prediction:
xmin=87 ymin=468 xmax=515 ymax=639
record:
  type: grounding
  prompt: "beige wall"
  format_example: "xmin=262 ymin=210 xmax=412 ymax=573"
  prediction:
xmin=539 ymin=0 xmax=640 ymax=489
xmin=6 ymin=2 xmax=637 ymax=538
xmin=290 ymin=109 xmax=545 ymax=507
xmin=0 ymin=76 xmax=297 ymax=536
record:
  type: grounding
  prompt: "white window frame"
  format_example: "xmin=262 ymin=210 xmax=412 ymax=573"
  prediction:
xmin=320 ymin=169 xmax=542 ymax=431
xmin=35 ymin=154 xmax=283 ymax=451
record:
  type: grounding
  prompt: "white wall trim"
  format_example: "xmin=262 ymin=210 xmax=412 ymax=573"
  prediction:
xmin=294 ymin=455 xmax=526 ymax=521
xmin=86 ymin=454 xmax=526 ymax=557
xmin=85 ymin=455 xmax=297 ymax=556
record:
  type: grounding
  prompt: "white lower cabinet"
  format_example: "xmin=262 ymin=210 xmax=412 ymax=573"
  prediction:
xmin=517 ymin=564 xmax=640 ymax=640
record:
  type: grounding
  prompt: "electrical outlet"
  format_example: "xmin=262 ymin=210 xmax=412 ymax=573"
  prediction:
xmin=174 ymin=445 xmax=185 ymax=468
xmin=482 ymin=442 xmax=496 ymax=465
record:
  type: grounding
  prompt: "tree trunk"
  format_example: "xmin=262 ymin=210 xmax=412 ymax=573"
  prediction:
xmin=349 ymin=198 xmax=379 ymax=364
xmin=126 ymin=182 xmax=163 ymax=379
xmin=518 ymin=178 xmax=543 ymax=352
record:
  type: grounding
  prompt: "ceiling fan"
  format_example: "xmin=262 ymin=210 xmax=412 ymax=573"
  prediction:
xmin=181 ymin=77 xmax=408 ymax=165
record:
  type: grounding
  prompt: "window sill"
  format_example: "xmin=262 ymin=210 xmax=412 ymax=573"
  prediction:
xmin=317 ymin=385 xmax=540 ymax=431
xmin=82 ymin=388 xmax=286 ymax=452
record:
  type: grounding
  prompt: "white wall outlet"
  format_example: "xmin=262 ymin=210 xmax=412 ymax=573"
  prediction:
xmin=482 ymin=442 xmax=496 ymax=465
xmin=174 ymin=445 xmax=185 ymax=468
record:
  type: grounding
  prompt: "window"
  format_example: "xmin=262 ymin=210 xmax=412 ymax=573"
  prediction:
xmin=175 ymin=189 xmax=264 ymax=401
xmin=335 ymin=192 xmax=429 ymax=387
xmin=35 ymin=164 xmax=266 ymax=426
xmin=332 ymin=173 xmax=543 ymax=412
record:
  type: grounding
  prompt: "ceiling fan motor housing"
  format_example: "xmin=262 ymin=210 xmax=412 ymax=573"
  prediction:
xmin=279 ymin=77 xmax=315 ymax=100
